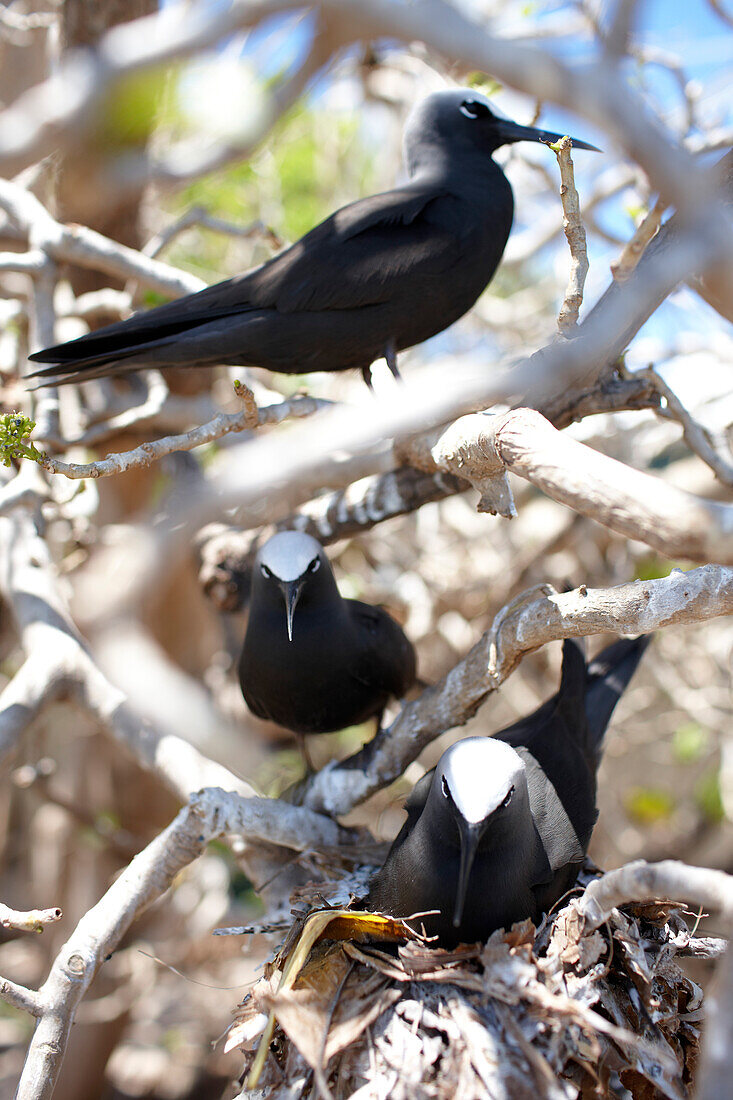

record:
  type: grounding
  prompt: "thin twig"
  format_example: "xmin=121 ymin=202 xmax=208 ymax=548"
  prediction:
xmin=636 ymin=364 xmax=733 ymax=487
xmin=0 ymin=977 xmax=42 ymax=1017
xmin=143 ymin=207 xmax=283 ymax=258
xmin=610 ymin=196 xmax=668 ymax=283
xmin=553 ymin=136 xmax=589 ymax=333
xmin=39 ymin=392 xmax=330 ymax=479
xmin=0 ymin=903 xmax=62 ymax=933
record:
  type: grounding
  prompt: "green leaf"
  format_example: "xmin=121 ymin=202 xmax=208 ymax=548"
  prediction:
xmin=672 ymin=722 xmax=709 ymax=763
xmin=634 ymin=555 xmax=676 ymax=581
xmin=625 ymin=787 xmax=675 ymax=823
xmin=695 ymin=770 xmax=725 ymax=823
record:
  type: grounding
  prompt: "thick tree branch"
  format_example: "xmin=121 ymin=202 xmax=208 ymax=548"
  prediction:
xmin=299 ymin=565 xmax=733 ymax=816
xmin=578 ymin=860 xmax=733 ymax=930
xmin=399 ymin=406 xmax=733 ymax=564
xmin=0 ymin=179 xmax=205 ymax=300
xmin=198 ymin=375 xmax=660 ymax=612
xmin=0 ymin=503 xmax=352 ymax=856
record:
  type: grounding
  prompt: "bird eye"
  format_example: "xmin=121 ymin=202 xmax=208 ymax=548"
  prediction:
xmin=260 ymin=564 xmax=273 ymax=579
xmin=502 ymin=785 xmax=515 ymax=808
xmin=441 ymin=775 xmax=450 ymax=799
xmin=307 ymin=557 xmax=320 ymax=574
xmin=460 ymin=99 xmax=491 ymax=120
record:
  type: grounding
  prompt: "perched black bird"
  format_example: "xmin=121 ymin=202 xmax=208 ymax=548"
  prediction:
xmin=29 ymin=90 xmax=598 ymax=389
xmin=238 ymin=531 xmax=415 ymax=749
xmin=368 ymin=635 xmax=649 ymax=945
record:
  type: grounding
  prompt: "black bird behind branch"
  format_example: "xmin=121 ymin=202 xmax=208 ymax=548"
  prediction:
xmin=367 ymin=635 xmax=649 ymax=945
xmin=29 ymin=90 xmax=598 ymax=389
xmin=238 ymin=531 xmax=415 ymax=748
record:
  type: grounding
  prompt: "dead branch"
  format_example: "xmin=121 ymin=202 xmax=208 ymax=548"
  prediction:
xmin=0 ymin=977 xmax=41 ymax=1017
xmin=0 ymin=903 xmax=63 ymax=933
xmin=636 ymin=365 xmax=733 ymax=487
xmin=15 ymin=790 xmax=244 ymax=1100
xmin=553 ymin=136 xmax=589 ymax=332
xmin=198 ymin=375 xmax=660 ymax=612
xmin=0 ymin=179 xmax=204 ymax=300
xmin=143 ymin=207 xmax=284 ymax=258
xmin=40 ymin=391 xmax=331 ymax=478
xmin=299 ymin=565 xmax=733 ymax=816
xmin=400 ymin=407 xmax=733 ymax=564
xmin=578 ymin=860 xmax=733 ymax=929
xmin=611 ymin=196 xmax=668 ymax=282
xmin=0 ymin=502 xmax=351 ymax=855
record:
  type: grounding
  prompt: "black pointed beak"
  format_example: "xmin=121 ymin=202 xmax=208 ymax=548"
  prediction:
xmin=494 ymin=118 xmax=601 ymax=152
xmin=280 ymin=580 xmax=303 ymax=642
xmin=453 ymin=820 xmax=482 ymax=929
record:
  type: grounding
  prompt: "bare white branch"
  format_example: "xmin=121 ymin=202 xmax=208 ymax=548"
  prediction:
xmin=0 ymin=902 xmax=62 ymax=934
xmin=611 ymin=196 xmax=668 ymax=283
xmin=578 ymin=859 xmax=733 ymax=929
xmin=300 ymin=565 xmax=733 ymax=816
xmin=40 ymin=390 xmax=330 ymax=478
xmin=553 ymin=136 xmax=589 ymax=332
xmin=0 ymin=977 xmax=42 ymax=1017
xmin=0 ymin=179 xmax=205 ymax=299
xmin=402 ymin=407 xmax=733 ymax=564
xmin=636 ymin=365 xmax=733 ymax=487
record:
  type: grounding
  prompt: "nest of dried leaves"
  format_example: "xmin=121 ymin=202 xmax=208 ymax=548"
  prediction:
xmin=223 ymin=868 xmax=706 ymax=1100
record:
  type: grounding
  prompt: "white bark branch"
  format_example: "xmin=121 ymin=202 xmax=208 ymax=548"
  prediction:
xmin=40 ymin=390 xmax=331 ymax=478
xmin=636 ymin=365 xmax=733 ymax=487
xmin=553 ymin=136 xmax=589 ymax=333
xmin=401 ymin=407 xmax=733 ymax=564
xmin=610 ymin=196 xmax=668 ymax=282
xmin=0 ymin=503 xmax=351 ymax=857
xmin=0 ymin=902 xmax=62 ymax=933
xmin=578 ymin=860 xmax=733 ymax=928
xmin=0 ymin=179 xmax=204 ymax=300
xmin=0 ymin=977 xmax=42 ymax=1017
xmin=300 ymin=565 xmax=733 ymax=816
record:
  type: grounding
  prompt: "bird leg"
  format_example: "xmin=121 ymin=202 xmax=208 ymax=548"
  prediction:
xmin=384 ymin=341 xmax=402 ymax=381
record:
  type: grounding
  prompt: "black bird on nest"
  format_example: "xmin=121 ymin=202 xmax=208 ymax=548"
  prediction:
xmin=238 ymin=531 xmax=415 ymax=760
xmin=29 ymin=89 xmax=598 ymax=389
xmin=368 ymin=635 xmax=649 ymax=945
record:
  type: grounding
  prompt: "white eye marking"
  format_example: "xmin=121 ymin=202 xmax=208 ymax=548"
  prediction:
xmin=441 ymin=775 xmax=450 ymax=799
xmin=307 ymin=557 xmax=320 ymax=574
xmin=260 ymin=563 xmax=273 ymax=579
xmin=460 ymin=99 xmax=490 ymax=120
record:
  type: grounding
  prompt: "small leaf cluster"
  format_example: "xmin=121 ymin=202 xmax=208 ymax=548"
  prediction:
xmin=0 ymin=412 xmax=45 ymax=467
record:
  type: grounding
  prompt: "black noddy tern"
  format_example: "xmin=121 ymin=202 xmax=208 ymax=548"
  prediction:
xmin=238 ymin=531 xmax=415 ymax=748
xmin=367 ymin=636 xmax=649 ymax=944
xmin=29 ymin=89 xmax=598 ymax=389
